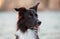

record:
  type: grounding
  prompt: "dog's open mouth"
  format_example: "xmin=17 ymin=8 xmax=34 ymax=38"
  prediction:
xmin=33 ymin=25 xmax=39 ymax=30
xmin=31 ymin=25 xmax=39 ymax=30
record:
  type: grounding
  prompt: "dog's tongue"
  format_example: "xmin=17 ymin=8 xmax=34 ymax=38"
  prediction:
xmin=33 ymin=26 xmax=38 ymax=30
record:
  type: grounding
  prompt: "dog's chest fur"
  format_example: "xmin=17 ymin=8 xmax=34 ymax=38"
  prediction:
xmin=16 ymin=29 xmax=37 ymax=39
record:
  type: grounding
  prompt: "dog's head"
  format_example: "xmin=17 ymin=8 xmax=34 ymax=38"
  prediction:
xmin=15 ymin=3 xmax=41 ymax=32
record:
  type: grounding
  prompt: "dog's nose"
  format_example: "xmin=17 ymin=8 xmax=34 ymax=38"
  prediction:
xmin=38 ymin=21 xmax=41 ymax=25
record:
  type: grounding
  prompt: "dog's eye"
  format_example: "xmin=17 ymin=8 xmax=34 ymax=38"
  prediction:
xmin=30 ymin=13 xmax=33 ymax=16
xmin=28 ymin=13 xmax=33 ymax=18
xmin=35 ymin=14 xmax=37 ymax=17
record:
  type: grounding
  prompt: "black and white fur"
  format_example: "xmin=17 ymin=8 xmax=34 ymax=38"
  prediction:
xmin=15 ymin=3 xmax=41 ymax=39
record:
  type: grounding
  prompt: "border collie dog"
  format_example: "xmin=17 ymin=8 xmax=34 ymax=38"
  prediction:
xmin=15 ymin=3 xmax=41 ymax=39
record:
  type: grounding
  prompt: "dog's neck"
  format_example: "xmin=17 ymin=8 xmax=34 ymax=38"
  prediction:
xmin=16 ymin=29 xmax=39 ymax=39
xmin=17 ymin=17 xmax=28 ymax=33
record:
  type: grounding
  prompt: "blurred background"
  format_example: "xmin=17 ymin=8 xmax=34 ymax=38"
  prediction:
xmin=0 ymin=0 xmax=60 ymax=39
xmin=0 ymin=0 xmax=60 ymax=11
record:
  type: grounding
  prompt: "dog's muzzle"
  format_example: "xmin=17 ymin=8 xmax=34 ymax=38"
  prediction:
xmin=31 ymin=21 xmax=41 ymax=30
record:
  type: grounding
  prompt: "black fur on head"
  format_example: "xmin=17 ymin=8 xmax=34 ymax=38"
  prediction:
xmin=15 ymin=3 xmax=41 ymax=33
xmin=15 ymin=7 xmax=27 ymax=16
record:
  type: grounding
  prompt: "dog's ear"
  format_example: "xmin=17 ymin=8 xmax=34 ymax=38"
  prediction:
xmin=30 ymin=3 xmax=40 ymax=12
xmin=14 ymin=7 xmax=26 ymax=12
xmin=14 ymin=8 xmax=20 ymax=11
xmin=14 ymin=7 xmax=27 ymax=16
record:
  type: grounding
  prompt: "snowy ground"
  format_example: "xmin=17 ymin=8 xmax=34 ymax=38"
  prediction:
xmin=0 ymin=11 xmax=60 ymax=39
